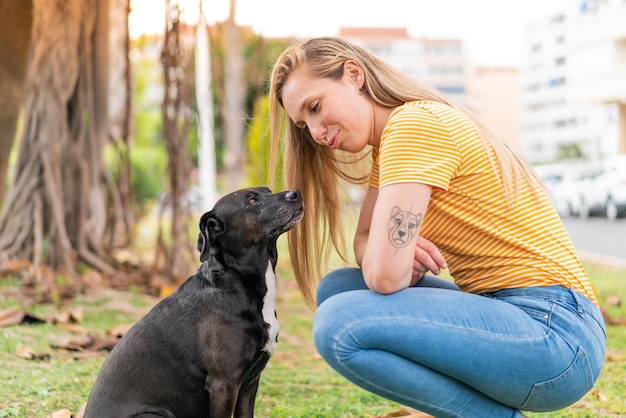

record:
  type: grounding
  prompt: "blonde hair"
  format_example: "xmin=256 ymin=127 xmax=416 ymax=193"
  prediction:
xmin=269 ymin=36 xmax=539 ymax=309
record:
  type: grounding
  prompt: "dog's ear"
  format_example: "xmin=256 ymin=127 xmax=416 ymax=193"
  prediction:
xmin=197 ymin=211 xmax=225 ymax=262
xmin=197 ymin=212 xmax=210 ymax=261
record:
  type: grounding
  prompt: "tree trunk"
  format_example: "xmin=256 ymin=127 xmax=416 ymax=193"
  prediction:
xmin=222 ymin=0 xmax=245 ymax=191
xmin=155 ymin=0 xmax=196 ymax=283
xmin=107 ymin=0 xmax=133 ymax=249
xmin=0 ymin=0 xmax=33 ymax=202
xmin=195 ymin=12 xmax=218 ymax=210
xmin=0 ymin=0 xmax=117 ymax=292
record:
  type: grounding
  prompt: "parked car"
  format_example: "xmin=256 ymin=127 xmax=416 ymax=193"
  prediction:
xmin=533 ymin=163 xmax=569 ymax=216
xmin=533 ymin=162 xmax=587 ymax=217
xmin=556 ymin=169 xmax=588 ymax=217
xmin=533 ymin=157 xmax=626 ymax=220
xmin=577 ymin=155 xmax=626 ymax=220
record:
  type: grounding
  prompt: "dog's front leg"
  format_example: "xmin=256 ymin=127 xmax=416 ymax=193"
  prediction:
xmin=206 ymin=377 xmax=240 ymax=418
xmin=233 ymin=377 xmax=260 ymax=418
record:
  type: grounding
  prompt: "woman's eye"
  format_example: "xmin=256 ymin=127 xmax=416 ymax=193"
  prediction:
xmin=310 ymin=102 xmax=319 ymax=113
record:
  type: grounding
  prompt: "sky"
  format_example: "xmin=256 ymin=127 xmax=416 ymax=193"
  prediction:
xmin=129 ymin=0 xmax=562 ymax=67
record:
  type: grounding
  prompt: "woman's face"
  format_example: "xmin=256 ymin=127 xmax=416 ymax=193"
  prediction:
xmin=281 ymin=61 xmax=377 ymax=153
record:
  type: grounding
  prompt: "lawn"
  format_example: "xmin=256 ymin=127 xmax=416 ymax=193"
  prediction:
xmin=0 ymin=250 xmax=624 ymax=417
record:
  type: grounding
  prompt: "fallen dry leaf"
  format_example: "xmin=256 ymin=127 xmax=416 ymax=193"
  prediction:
xmin=607 ymin=352 xmax=625 ymax=363
xmin=370 ymin=406 xmax=434 ymax=418
xmin=50 ymin=307 xmax=84 ymax=325
xmin=81 ymin=268 xmax=104 ymax=287
xmin=15 ymin=343 xmax=50 ymax=361
xmin=108 ymin=323 xmax=133 ymax=338
xmin=50 ymin=333 xmax=118 ymax=352
xmin=0 ymin=309 xmax=46 ymax=326
xmin=0 ymin=259 xmax=32 ymax=273
xmin=592 ymin=389 xmax=608 ymax=402
xmin=605 ymin=294 xmax=621 ymax=306
xmin=49 ymin=409 xmax=74 ymax=418
xmin=50 ymin=334 xmax=96 ymax=351
xmin=75 ymin=403 xmax=86 ymax=418
xmin=601 ymin=307 xmax=626 ymax=326
xmin=574 ymin=400 xmax=592 ymax=409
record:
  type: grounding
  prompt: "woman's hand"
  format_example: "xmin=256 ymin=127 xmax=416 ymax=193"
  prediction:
xmin=410 ymin=236 xmax=447 ymax=286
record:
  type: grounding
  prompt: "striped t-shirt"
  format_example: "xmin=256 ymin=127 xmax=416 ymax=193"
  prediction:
xmin=369 ymin=100 xmax=596 ymax=304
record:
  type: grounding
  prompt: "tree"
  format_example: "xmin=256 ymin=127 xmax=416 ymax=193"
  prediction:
xmin=0 ymin=0 xmax=123 ymax=293
xmin=222 ymin=0 xmax=246 ymax=190
xmin=154 ymin=0 xmax=196 ymax=282
xmin=0 ymin=0 xmax=33 ymax=202
xmin=107 ymin=0 xmax=134 ymax=249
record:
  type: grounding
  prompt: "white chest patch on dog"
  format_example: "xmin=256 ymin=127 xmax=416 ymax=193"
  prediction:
xmin=262 ymin=261 xmax=280 ymax=354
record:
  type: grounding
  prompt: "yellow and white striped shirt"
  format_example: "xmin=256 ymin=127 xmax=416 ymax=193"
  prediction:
xmin=370 ymin=101 xmax=596 ymax=304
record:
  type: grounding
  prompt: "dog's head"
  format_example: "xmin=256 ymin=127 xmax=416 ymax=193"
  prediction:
xmin=197 ymin=186 xmax=304 ymax=263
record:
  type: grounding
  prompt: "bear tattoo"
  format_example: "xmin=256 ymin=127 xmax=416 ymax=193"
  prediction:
xmin=388 ymin=206 xmax=422 ymax=248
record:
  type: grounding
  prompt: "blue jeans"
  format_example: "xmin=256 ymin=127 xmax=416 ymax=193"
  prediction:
xmin=313 ymin=268 xmax=606 ymax=418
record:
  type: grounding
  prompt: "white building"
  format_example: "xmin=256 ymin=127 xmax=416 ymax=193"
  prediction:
xmin=520 ymin=0 xmax=626 ymax=164
xmin=339 ymin=27 xmax=521 ymax=153
xmin=339 ymin=27 xmax=470 ymax=107
xmin=566 ymin=0 xmax=626 ymax=156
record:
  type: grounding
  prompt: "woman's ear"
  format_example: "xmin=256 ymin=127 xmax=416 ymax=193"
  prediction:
xmin=344 ymin=60 xmax=364 ymax=89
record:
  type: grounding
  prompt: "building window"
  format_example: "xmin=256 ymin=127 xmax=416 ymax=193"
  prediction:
xmin=548 ymin=77 xmax=566 ymax=87
xmin=526 ymin=83 xmax=541 ymax=92
xmin=550 ymin=13 xmax=565 ymax=23
xmin=580 ymin=0 xmax=609 ymax=13
xmin=370 ymin=46 xmax=391 ymax=55
xmin=438 ymin=86 xmax=465 ymax=94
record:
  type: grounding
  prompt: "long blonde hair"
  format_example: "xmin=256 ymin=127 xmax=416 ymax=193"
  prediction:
xmin=269 ymin=36 xmax=539 ymax=309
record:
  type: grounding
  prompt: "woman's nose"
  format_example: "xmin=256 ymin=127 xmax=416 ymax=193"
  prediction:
xmin=308 ymin=123 xmax=326 ymax=144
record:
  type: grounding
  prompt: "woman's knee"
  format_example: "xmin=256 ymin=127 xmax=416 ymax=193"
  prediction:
xmin=316 ymin=267 xmax=367 ymax=307
xmin=313 ymin=295 xmax=340 ymax=361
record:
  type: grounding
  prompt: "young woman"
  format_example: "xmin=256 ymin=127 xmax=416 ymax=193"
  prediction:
xmin=268 ymin=37 xmax=605 ymax=417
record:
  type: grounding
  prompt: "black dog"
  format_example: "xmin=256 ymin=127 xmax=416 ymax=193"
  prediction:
xmin=84 ymin=187 xmax=303 ymax=418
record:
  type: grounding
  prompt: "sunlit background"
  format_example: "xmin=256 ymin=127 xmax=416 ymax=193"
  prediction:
xmin=129 ymin=0 xmax=626 ymax=221
xmin=129 ymin=0 xmax=553 ymax=67
xmin=129 ymin=0 xmax=626 ymax=212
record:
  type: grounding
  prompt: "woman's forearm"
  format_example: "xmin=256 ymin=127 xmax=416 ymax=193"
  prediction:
xmin=353 ymin=232 xmax=368 ymax=267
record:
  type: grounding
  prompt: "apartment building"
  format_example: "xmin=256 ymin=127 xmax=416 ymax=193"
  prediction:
xmin=339 ymin=27 xmax=521 ymax=153
xmin=520 ymin=0 xmax=626 ymax=164
xmin=339 ymin=27 xmax=470 ymax=107
xmin=566 ymin=0 xmax=626 ymax=155
xmin=338 ymin=12 xmax=626 ymax=166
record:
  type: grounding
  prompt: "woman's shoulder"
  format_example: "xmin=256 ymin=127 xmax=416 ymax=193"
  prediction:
xmin=386 ymin=101 xmax=465 ymax=130
xmin=390 ymin=100 xmax=460 ymax=121
xmin=401 ymin=100 xmax=455 ymax=111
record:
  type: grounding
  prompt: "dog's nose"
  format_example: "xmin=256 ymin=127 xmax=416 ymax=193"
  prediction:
xmin=285 ymin=190 xmax=300 ymax=201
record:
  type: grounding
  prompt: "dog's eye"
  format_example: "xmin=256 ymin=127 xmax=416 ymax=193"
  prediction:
xmin=247 ymin=197 xmax=258 ymax=206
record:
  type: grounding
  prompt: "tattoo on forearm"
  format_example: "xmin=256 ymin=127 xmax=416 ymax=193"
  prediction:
xmin=388 ymin=206 xmax=422 ymax=248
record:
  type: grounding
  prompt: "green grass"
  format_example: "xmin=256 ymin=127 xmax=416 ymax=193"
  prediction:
xmin=1 ymin=256 xmax=625 ymax=417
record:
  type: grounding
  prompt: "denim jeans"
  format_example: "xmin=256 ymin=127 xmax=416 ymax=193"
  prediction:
xmin=313 ymin=268 xmax=606 ymax=418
